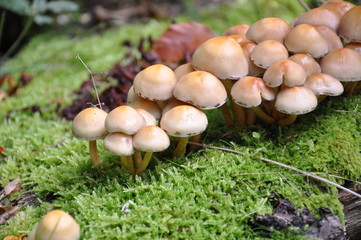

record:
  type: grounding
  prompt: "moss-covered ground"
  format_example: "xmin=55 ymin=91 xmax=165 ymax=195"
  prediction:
xmin=1 ymin=1 xmax=360 ymax=239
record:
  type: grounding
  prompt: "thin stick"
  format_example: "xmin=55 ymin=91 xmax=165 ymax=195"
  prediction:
xmin=187 ymin=141 xmax=361 ymax=199
xmin=76 ymin=53 xmax=102 ymax=110
xmin=297 ymin=0 xmax=311 ymax=11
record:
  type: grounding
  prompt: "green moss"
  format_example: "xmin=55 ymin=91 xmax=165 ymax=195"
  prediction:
xmin=0 ymin=0 xmax=359 ymax=239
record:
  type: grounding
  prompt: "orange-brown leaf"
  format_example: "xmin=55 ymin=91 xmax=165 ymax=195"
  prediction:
xmin=154 ymin=21 xmax=215 ymax=63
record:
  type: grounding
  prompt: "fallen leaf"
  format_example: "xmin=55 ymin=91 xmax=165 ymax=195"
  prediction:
xmin=0 ymin=178 xmax=21 ymax=201
xmin=0 ymin=146 xmax=5 ymax=155
xmin=0 ymin=206 xmax=20 ymax=225
xmin=154 ymin=21 xmax=215 ymax=62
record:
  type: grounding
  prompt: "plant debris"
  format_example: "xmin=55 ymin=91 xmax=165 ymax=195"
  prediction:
xmin=0 ymin=178 xmax=21 ymax=201
xmin=0 ymin=73 xmax=33 ymax=101
xmin=253 ymin=199 xmax=345 ymax=239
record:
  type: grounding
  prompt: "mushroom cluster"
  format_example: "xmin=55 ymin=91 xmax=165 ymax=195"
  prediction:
xmin=72 ymin=0 xmax=361 ymax=175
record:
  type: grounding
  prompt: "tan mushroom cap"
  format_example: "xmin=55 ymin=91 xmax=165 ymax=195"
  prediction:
xmin=135 ymin=108 xmax=156 ymax=126
xmin=338 ymin=6 xmax=361 ymax=43
xmin=128 ymin=98 xmax=161 ymax=119
xmin=246 ymin=17 xmax=291 ymax=44
xmin=263 ymin=59 xmax=307 ymax=87
xmin=127 ymin=86 xmax=143 ymax=104
xmin=173 ymin=71 xmax=227 ymax=110
xmin=105 ymin=105 xmax=145 ymax=135
xmin=133 ymin=126 xmax=170 ymax=152
xmin=161 ymin=98 xmax=189 ymax=115
xmin=304 ymin=73 xmax=344 ymax=96
xmin=191 ymin=36 xmax=248 ymax=80
xmin=288 ymin=54 xmax=321 ymax=77
xmin=240 ymin=41 xmax=266 ymax=77
xmin=104 ymin=132 xmax=134 ymax=156
xmin=231 ymin=76 xmax=277 ymax=108
xmin=320 ymin=48 xmax=361 ymax=82
xmin=174 ymin=63 xmax=195 ymax=80
xmin=250 ymin=40 xmax=289 ymax=69
xmin=32 ymin=210 xmax=80 ymax=240
xmin=133 ymin=64 xmax=177 ymax=101
xmin=227 ymin=34 xmax=251 ymax=44
xmin=223 ymin=24 xmax=250 ymax=36
xmin=313 ymin=25 xmax=343 ymax=51
xmin=344 ymin=42 xmax=361 ymax=54
xmin=321 ymin=0 xmax=355 ymax=16
xmin=285 ymin=24 xmax=329 ymax=58
xmin=293 ymin=7 xmax=341 ymax=32
xmin=275 ymin=86 xmax=318 ymax=115
xmin=72 ymin=107 xmax=108 ymax=141
xmin=160 ymin=105 xmax=208 ymax=137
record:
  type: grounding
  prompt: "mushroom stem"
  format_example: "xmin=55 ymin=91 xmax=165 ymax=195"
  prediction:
xmin=317 ymin=95 xmax=327 ymax=103
xmin=223 ymin=78 xmax=246 ymax=126
xmin=134 ymin=150 xmax=143 ymax=173
xmin=89 ymin=140 xmax=101 ymax=166
xmin=220 ymin=104 xmax=234 ymax=128
xmin=188 ymin=133 xmax=202 ymax=152
xmin=344 ymin=81 xmax=359 ymax=95
xmin=136 ymin=152 xmax=153 ymax=174
xmin=278 ymin=114 xmax=297 ymax=126
xmin=246 ymin=108 xmax=256 ymax=126
xmin=252 ymin=106 xmax=275 ymax=124
xmin=173 ymin=137 xmax=189 ymax=157
xmin=120 ymin=155 xmax=134 ymax=173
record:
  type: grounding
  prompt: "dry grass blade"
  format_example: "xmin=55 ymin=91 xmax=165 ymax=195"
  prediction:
xmin=188 ymin=141 xmax=361 ymax=199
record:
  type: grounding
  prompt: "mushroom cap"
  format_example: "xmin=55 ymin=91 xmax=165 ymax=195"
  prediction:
xmin=173 ymin=71 xmax=227 ymax=110
xmin=250 ymin=40 xmax=289 ymax=69
xmin=246 ymin=17 xmax=291 ymax=44
xmin=344 ymin=42 xmax=361 ymax=54
xmin=191 ymin=36 xmax=248 ymax=80
xmin=133 ymin=126 xmax=170 ymax=152
xmin=231 ymin=76 xmax=277 ymax=108
xmin=160 ymin=105 xmax=208 ymax=137
xmin=240 ymin=41 xmax=266 ymax=77
xmin=293 ymin=7 xmax=341 ymax=32
xmin=104 ymin=132 xmax=134 ymax=156
xmin=161 ymin=98 xmax=189 ymax=115
xmin=105 ymin=105 xmax=146 ymax=135
xmin=320 ymin=48 xmax=361 ymax=82
xmin=313 ymin=25 xmax=343 ymax=52
xmin=72 ymin=107 xmax=108 ymax=141
xmin=127 ymin=86 xmax=143 ymax=104
xmin=321 ymin=0 xmax=355 ymax=16
xmin=285 ymin=24 xmax=329 ymax=58
xmin=174 ymin=63 xmax=195 ymax=80
xmin=263 ymin=59 xmax=307 ymax=87
xmin=275 ymin=86 xmax=318 ymax=115
xmin=223 ymin=24 xmax=250 ymax=36
xmin=128 ymin=98 xmax=161 ymax=119
xmin=133 ymin=64 xmax=177 ymax=101
xmin=135 ymin=108 xmax=156 ymax=126
xmin=304 ymin=73 xmax=344 ymax=96
xmin=338 ymin=6 xmax=361 ymax=43
xmin=33 ymin=210 xmax=80 ymax=240
xmin=288 ymin=53 xmax=321 ymax=77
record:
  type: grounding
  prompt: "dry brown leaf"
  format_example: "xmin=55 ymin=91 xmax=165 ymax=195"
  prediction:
xmin=154 ymin=21 xmax=215 ymax=63
xmin=0 ymin=146 xmax=5 ymax=155
xmin=0 ymin=206 xmax=20 ymax=225
xmin=0 ymin=178 xmax=21 ymax=201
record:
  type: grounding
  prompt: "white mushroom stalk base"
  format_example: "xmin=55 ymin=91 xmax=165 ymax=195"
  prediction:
xmin=89 ymin=140 xmax=101 ymax=166
xmin=120 ymin=155 xmax=134 ymax=173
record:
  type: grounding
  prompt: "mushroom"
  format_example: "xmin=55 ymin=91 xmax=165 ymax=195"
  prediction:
xmin=288 ymin=54 xmax=321 ymax=77
xmin=344 ymin=42 xmax=361 ymax=54
xmin=29 ymin=210 xmax=80 ymax=240
xmin=174 ymin=63 xmax=195 ymax=80
xmin=223 ymin=24 xmax=250 ymax=36
xmin=127 ymin=98 xmax=161 ymax=120
xmin=293 ymin=7 xmax=341 ymax=32
xmin=133 ymin=126 xmax=170 ymax=174
xmin=72 ymin=107 xmax=108 ymax=166
xmin=104 ymin=132 xmax=135 ymax=173
xmin=240 ymin=41 xmax=266 ymax=77
xmin=250 ymin=40 xmax=289 ymax=69
xmin=321 ymin=0 xmax=355 ymax=16
xmin=160 ymin=105 xmax=208 ymax=157
xmin=275 ymin=86 xmax=318 ymax=125
xmin=246 ymin=17 xmax=291 ymax=44
xmin=304 ymin=73 xmax=344 ymax=101
xmin=337 ymin=6 xmax=361 ymax=43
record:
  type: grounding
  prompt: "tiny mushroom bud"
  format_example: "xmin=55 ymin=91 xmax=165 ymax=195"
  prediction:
xmin=133 ymin=126 xmax=170 ymax=174
xmin=160 ymin=105 xmax=208 ymax=157
xmin=246 ymin=17 xmax=291 ymax=44
xmin=250 ymin=40 xmax=289 ymax=69
xmin=72 ymin=107 xmax=108 ymax=166
xmin=30 ymin=210 xmax=80 ymax=240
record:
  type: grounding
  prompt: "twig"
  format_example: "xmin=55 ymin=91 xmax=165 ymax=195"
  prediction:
xmin=76 ymin=53 xmax=103 ymax=110
xmin=297 ymin=0 xmax=311 ymax=11
xmin=335 ymin=104 xmax=360 ymax=118
xmin=187 ymin=141 xmax=361 ymax=199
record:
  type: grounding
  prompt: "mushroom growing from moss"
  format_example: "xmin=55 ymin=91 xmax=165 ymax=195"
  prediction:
xmin=72 ymin=107 xmax=108 ymax=166
xmin=29 ymin=210 xmax=80 ymax=240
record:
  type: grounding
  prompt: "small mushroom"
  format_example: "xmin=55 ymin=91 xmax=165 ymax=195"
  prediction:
xmin=29 ymin=210 xmax=80 ymax=240
xmin=288 ymin=54 xmax=321 ymax=77
xmin=337 ymin=6 xmax=361 ymax=43
xmin=223 ymin=24 xmax=250 ymax=36
xmin=304 ymin=73 xmax=344 ymax=101
xmin=250 ymin=40 xmax=289 ymax=69
xmin=72 ymin=107 xmax=108 ymax=166
xmin=293 ymin=7 xmax=341 ymax=32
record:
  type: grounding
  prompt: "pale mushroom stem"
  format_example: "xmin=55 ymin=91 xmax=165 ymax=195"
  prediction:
xmin=252 ymin=106 xmax=275 ymax=124
xmin=136 ymin=152 xmax=153 ymax=174
xmin=173 ymin=137 xmax=189 ymax=157
xmin=223 ymin=78 xmax=246 ymax=126
xmin=134 ymin=150 xmax=143 ymax=173
xmin=278 ymin=114 xmax=297 ymax=126
xmin=89 ymin=140 xmax=101 ymax=166
xmin=246 ymin=109 xmax=256 ymax=126
xmin=188 ymin=133 xmax=202 ymax=152
xmin=220 ymin=104 xmax=234 ymax=128
xmin=120 ymin=156 xmax=134 ymax=173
